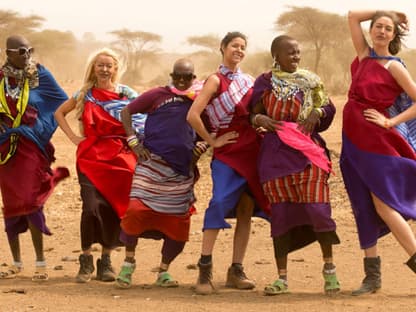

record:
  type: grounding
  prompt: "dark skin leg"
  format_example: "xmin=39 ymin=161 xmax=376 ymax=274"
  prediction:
xmin=320 ymin=243 xmax=333 ymax=260
xmin=276 ymin=255 xmax=288 ymax=282
xmin=29 ymin=221 xmax=45 ymax=262
xmin=125 ymin=245 xmax=136 ymax=263
xmin=320 ymin=242 xmax=339 ymax=294
xmin=275 ymin=244 xmax=334 ymax=272
xmin=272 ymin=238 xmax=288 ymax=280
xmin=8 ymin=237 xmax=21 ymax=263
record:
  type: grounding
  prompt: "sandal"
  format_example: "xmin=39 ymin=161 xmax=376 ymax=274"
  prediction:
xmin=0 ymin=265 xmax=21 ymax=279
xmin=155 ymin=271 xmax=179 ymax=288
xmin=115 ymin=263 xmax=135 ymax=289
xmin=32 ymin=266 xmax=49 ymax=282
xmin=323 ymin=270 xmax=340 ymax=295
xmin=264 ymin=279 xmax=289 ymax=296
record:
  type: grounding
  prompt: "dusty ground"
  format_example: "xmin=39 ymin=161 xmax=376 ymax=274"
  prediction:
xmin=1 ymin=94 xmax=416 ymax=312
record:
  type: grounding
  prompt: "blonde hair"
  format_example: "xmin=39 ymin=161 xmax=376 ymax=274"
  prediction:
xmin=75 ymin=48 xmax=125 ymax=120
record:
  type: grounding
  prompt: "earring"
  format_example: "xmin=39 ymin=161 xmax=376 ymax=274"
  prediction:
xmin=273 ymin=59 xmax=280 ymax=71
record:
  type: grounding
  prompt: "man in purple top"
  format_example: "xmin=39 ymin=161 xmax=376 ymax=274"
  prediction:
xmin=115 ymin=58 xmax=208 ymax=288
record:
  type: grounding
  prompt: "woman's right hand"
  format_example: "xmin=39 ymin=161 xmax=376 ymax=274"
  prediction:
xmin=363 ymin=108 xmax=392 ymax=129
xmin=132 ymin=144 xmax=151 ymax=161
xmin=70 ymin=135 xmax=85 ymax=145
xmin=212 ymin=131 xmax=239 ymax=148
xmin=255 ymin=114 xmax=283 ymax=132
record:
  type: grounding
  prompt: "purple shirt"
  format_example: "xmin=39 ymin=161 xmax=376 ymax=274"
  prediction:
xmin=128 ymin=87 xmax=196 ymax=176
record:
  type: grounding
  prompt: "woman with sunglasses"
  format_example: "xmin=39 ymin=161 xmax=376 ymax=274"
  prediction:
xmin=187 ymin=31 xmax=270 ymax=295
xmin=55 ymin=48 xmax=145 ymax=284
xmin=114 ymin=58 xmax=208 ymax=289
xmin=0 ymin=35 xmax=69 ymax=281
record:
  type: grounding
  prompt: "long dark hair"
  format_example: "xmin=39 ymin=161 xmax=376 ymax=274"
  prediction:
xmin=370 ymin=11 xmax=406 ymax=55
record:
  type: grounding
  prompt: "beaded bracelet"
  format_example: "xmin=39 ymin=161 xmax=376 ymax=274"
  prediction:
xmin=126 ymin=134 xmax=137 ymax=142
xmin=193 ymin=142 xmax=209 ymax=158
xmin=126 ymin=135 xmax=139 ymax=148
xmin=128 ymin=138 xmax=139 ymax=148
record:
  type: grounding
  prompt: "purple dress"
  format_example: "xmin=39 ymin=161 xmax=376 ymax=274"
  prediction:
xmin=251 ymin=72 xmax=339 ymax=256
xmin=341 ymin=56 xmax=416 ymax=249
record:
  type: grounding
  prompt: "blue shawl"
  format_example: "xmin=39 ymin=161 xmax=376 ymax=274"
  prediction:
xmin=0 ymin=64 xmax=68 ymax=155
xmin=369 ymin=49 xmax=416 ymax=151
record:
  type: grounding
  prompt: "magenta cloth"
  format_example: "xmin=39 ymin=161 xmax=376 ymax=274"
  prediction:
xmin=277 ymin=121 xmax=332 ymax=173
xmin=169 ymin=80 xmax=203 ymax=100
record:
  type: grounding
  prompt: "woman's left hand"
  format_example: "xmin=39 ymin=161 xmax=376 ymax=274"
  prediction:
xmin=363 ymin=108 xmax=392 ymax=129
xmin=297 ymin=109 xmax=320 ymax=134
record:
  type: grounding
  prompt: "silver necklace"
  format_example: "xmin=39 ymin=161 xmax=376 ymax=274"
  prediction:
xmin=4 ymin=76 xmax=21 ymax=100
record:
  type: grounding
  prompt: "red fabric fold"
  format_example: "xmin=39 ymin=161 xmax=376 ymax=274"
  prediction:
xmin=121 ymin=198 xmax=193 ymax=241
xmin=0 ymin=138 xmax=69 ymax=218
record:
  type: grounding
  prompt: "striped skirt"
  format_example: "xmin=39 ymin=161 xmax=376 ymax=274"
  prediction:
xmin=262 ymin=163 xmax=329 ymax=204
xmin=130 ymin=153 xmax=195 ymax=214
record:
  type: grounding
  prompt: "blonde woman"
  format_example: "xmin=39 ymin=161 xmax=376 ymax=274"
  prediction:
xmin=55 ymin=48 xmax=145 ymax=283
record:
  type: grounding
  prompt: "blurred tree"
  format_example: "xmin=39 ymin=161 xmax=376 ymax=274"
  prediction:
xmin=77 ymin=32 xmax=108 ymax=79
xmin=109 ymin=29 xmax=162 ymax=84
xmin=82 ymin=32 xmax=97 ymax=43
xmin=80 ymin=32 xmax=106 ymax=53
xmin=29 ymin=30 xmax=80 ymax=81
xmin=0 ymin=10 xmax=44 ymax=63
xmin=275 ymin=6 xmax=350 ymax=74
xmin=274 ymin=6 xmax=353 ymax=94
xmin=399 ymin=48 xmax=416 ymax=78
xmin=187 ymin=34 xmax=220 ymax=54
xmin=243 ymin=51 xmax=272 ymax=77
xmin=186 ymin=34 xmax=221 ymax=78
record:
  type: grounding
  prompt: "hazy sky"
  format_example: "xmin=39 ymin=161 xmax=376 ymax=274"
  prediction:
xmin=2 ymin=0 xmax=416 ymax=53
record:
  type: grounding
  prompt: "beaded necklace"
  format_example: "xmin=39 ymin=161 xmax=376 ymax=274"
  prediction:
xmin=4 ymin=76 xmax=21 ymax=100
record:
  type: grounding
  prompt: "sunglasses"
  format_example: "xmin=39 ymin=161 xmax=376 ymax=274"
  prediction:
xmin=7 ymin=47 xmax=34 ymax=56
xmin=170 ymin=72 xmax=195 ymax=81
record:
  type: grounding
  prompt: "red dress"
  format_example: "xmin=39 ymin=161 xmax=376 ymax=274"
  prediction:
xmin=76 ymin=88 xmax=137 ymax=218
